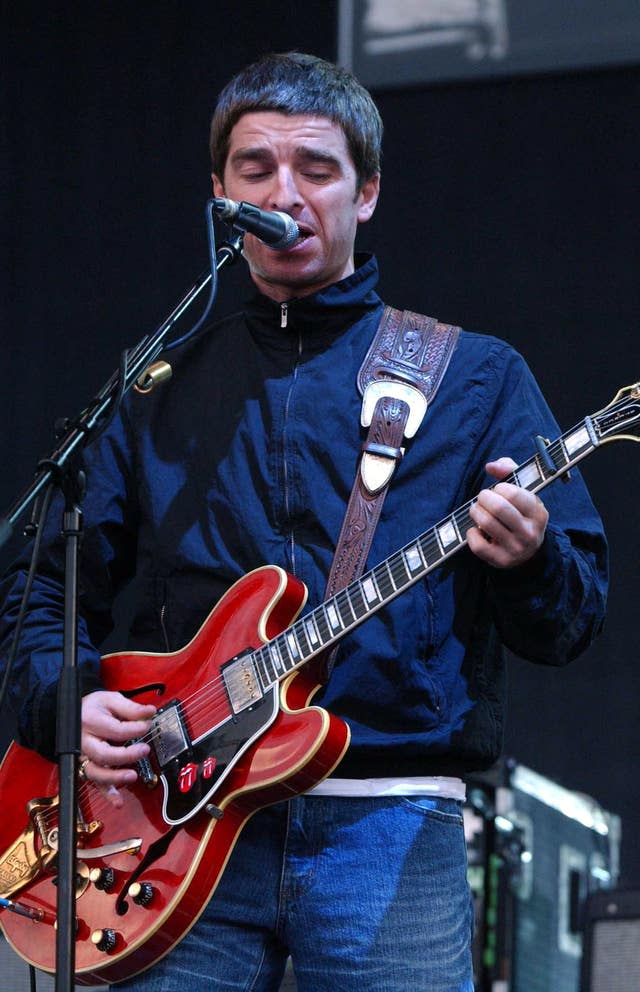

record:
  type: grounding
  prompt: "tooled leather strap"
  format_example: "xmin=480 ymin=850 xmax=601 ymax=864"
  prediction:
xmin=358 ymin=306 xmax=459 ymax=397
xmin=317 ymin=306 xmax=460 ymax=683
xmin=325 ymin=392 xmax=410 ymax=600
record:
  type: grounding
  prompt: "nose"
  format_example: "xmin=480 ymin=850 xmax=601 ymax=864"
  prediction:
xmin=268 ymin=166 xmax=303 ymax=213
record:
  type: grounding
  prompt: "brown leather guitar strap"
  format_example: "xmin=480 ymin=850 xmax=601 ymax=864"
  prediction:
xmin=316 ymin=305 xmax=460 ymax=683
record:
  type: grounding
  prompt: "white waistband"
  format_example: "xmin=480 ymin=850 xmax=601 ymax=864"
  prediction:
xmin=305 ymin=776 xmax=466 ymax=801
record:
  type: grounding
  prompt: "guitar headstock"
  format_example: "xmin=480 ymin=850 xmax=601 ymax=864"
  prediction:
xmin=592 ymin=382 xmax=640 ymax=444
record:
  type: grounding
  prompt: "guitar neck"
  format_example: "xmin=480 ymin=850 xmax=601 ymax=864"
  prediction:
xmin=249 ymin=413 xmax=601 ymax=691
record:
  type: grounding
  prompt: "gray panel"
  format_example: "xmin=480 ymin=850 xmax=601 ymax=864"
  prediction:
xmin=339 ymin=0 xmax=640 ymax=87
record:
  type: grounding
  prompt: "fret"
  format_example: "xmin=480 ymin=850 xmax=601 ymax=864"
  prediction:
xmin=254 ymin=649 xmax=271 ymax=688
xmin=390 ymin=552 xmax=411 ymax=589
xmin=406 ymin=541 xmax=426 ymax=572
xmin=453 ymin=507 xmax=472 ymax=541
xmin=419 ymin=531 xmax=442 ymax=568
xmin=325 ymin=601 xmax=344 ymax=633
xmin=340 ymin=586 xmax=358 ymax=623
xmin=285 ymin=629 xmax=301 ymax=662
xmin=257 ymin=645 xmax=275 ymax=683
xmin=271 ymin=632 xmax=289 ymax=672
xmin=450 ymin=515 xmax=463 ymax=543
xmin=266 ymin=641 xmax=283 ymax=676
xmin=349 ymin=581 xmax=368 ymax=619
xmin=563 ymin=422 xmax=594 ymax=459
xmin=361 ymin=573 xmax=381 ymax=606
xmin=314 ymin=607 xmax=331 ymax=645
xmin=555 ymin=440 xmax=571 ymax=474
xmin=437 ymin=517 xmax=459 ymax=553
xmin=373 ymin=562 xmax=394 ymax=598
xmin=303 ymin=614 xmax=321 ymax=648
xmin=279 ymin=633 xmax=298 ymax=672
xmin=294 ymin=619 xmax=313 ymax=657
xmin=515 ymin=458 xmax=542 ymax=491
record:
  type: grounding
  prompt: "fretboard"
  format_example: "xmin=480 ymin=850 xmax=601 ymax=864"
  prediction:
xmin=250 ymin=413 xmax=600 ymax=691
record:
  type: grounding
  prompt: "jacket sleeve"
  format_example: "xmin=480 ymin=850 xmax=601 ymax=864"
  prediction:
xmin=0 ymin=410 xmax=139 ymax=758
xmin=466 ymin=342 xmax=608 ymax=666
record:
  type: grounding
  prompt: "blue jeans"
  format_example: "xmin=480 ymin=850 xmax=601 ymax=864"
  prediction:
xmin=113 ymin=794 xmax=474 ymax=992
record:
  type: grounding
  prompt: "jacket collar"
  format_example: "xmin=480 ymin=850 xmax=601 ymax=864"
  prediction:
xmin=244 ymin=253 xmax=382 ymax=348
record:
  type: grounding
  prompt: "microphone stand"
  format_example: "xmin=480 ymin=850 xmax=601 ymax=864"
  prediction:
xmin=0 ymin=229 xmax=242 ymax=992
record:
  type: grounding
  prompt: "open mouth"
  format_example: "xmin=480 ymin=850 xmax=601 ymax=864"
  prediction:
xmin=293 ymin=224 xmax=313 ymax=246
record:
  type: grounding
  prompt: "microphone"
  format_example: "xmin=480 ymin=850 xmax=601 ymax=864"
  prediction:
xmin=211 ymin=198 xmax=299 ymax=250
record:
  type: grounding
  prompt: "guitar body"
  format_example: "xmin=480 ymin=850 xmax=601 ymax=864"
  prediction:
xmin=0 ymin=565 xmax=350 ymax=986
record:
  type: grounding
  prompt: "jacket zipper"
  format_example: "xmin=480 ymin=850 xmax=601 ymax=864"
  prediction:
xmin=282 ymin=309 xmax=301 ymax=574
xmin=159 ymin=603 xmax=171 ymax=652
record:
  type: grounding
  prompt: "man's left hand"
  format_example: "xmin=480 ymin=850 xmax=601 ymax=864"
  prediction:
xmin=467 ymin=458 xmax=549 ymax=569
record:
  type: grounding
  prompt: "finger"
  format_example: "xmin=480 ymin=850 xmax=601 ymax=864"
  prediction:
xmin=471 ymin=490 xmax=522 ymax=540
xmin=82 ymin=689 xmax=157 ymax=723
xmin=492 ymin=482 xmax=548 ymax=521
xmin=466 ymin=525 xmax=513 ymax=568
xmin=475 ymin=484 xmax=547 ymax=536
xmin=97 ymin=717 xmax=156 ymax=745
xmin=106 ymin=693 xmax=158 ymax=722
xmin=83 ymin=758 xmax=139 ymax=785
xmin=485 ymin=457 xmax=518 ymax=481
xmin=83 ymin=693 xmax=156 ymax=744
xmin=81 ymin=735 xmax=151 ymax=769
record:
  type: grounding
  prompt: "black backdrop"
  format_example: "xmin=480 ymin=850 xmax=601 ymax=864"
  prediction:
xmin=2 ymin=3 xmax=639 ymax=885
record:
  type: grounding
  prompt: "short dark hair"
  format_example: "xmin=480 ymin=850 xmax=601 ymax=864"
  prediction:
xmin=210 ymin=52 xmax=382 ymax=191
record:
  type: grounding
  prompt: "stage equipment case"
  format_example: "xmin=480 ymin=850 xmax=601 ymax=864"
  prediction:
xmin=465 ymin=760 xmax=621 ymax=992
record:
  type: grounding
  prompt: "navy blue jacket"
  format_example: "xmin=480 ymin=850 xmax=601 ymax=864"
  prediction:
xmin=0 ymin=255 xmax=608 ymax=776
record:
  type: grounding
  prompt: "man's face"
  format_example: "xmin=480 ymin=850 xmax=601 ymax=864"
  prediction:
xmin=212 ymin=111 xmax=379 ymax=302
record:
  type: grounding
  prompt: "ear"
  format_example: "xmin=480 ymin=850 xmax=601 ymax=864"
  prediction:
xmin=212 ymin=173 xmax=225 ymax=198
xmin=356 ymin=174 xmax=380 ymax=224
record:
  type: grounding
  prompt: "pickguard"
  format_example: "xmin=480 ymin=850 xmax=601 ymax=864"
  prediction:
xmin=158 ymin=686 xmax=279 ymax=824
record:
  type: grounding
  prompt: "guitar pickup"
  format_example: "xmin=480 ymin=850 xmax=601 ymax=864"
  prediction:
xmin=222 ymin=651 xmax=262 ymax=714
xmin=150 ymin=702 xmax=190 ymax=767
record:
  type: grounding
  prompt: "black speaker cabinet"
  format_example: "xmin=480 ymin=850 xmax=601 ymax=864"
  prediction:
xmin=580 ymin=888 xmax=640 ymax=991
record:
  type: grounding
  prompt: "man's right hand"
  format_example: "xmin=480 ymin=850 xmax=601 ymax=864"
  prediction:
xmin=79 ymin=690 xmax=156 ymax=807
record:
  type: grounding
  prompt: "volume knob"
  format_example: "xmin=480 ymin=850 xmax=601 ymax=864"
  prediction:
xmin=89 ymin=867 xmax=115 ymax=891
xmin=129 ymin=881 xmax=154 ymax=906
xmin=91 ymin=928 xmax=117 ymax=953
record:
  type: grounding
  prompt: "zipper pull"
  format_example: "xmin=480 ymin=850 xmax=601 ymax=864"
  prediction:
xmin=280 ymin=303 xmax=288 ymax=329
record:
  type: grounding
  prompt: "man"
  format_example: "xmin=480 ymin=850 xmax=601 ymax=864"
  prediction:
xmin=0 ymin=53 xmax=607 ymax=991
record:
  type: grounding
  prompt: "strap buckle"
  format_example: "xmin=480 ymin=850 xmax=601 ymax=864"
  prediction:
xmin=361 ymin=380 xmax=428 ymax=438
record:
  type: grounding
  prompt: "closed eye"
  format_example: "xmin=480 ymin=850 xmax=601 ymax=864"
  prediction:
xmin=302 ymin=171 xmax=332 ymax=183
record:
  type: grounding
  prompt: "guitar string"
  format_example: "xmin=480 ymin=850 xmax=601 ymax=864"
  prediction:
xmin=36 ymin=434 xmax=580 ymax=833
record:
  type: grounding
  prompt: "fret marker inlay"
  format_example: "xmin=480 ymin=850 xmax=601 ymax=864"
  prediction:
xmin=362 ymin=576 xmax=378 ymax=604
xmin=327 ymin=604 xmax=341 ymax=629
xmin=516 ymin=462 xmax=541 ymax=489
xmin=438 ymin=521 xmax=458 ymax=548
xmin=565 ymin=426 xmax=591 ymax=456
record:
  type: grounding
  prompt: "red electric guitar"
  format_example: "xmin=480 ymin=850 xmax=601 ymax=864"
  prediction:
xmin=0 ymin=383 xmax=639 ymax=985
